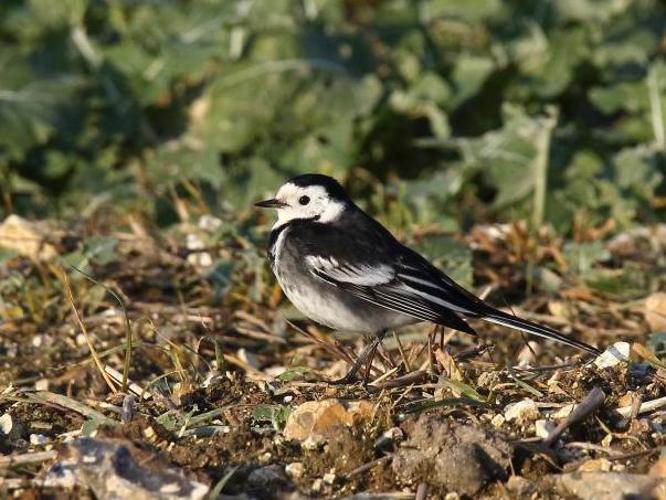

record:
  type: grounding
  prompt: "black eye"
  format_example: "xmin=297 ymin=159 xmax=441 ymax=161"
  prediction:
xmin=299 ymin=195 xmax=310 ymax=205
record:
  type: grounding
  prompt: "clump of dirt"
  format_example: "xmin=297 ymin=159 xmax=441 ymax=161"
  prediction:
xmin=392 ymin=413 xmax=512 ymax=496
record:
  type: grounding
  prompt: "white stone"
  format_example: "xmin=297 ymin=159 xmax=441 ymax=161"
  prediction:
xmin=30 ymin=433 xmax=48 ymax=445
xmin=302 ymin=436 xmax=321 ymax=450
xmin=185 ymin=233 xmax=205 ymax=250
xmin=0 ymin=413 xmax=13 ymax=435
xmin=382 ymin=427 xmax=404 ymax=441
xmin=187 ymin=252 xmax=212 ymax=267
xmin=198 ymin=215 xmax=223 ymax=232
xmin=504 ymin=399 xmax=539 ymax=423
xmin=323 ymin=471 xmax=336 ymax=485
xmin=35 ymin=378 xmax=49 ymax=391
xmin=553 ymin=404 xmax=575 ymax=419
xmin=237 ymin=348 xmax=260 ymax=369
xmin=535 ymin=419 xmax=556 ymax=439
xmin=311 ymin=478 xmax=323 ymax=492
xmin=285 ymin=462 xmax=305 ymax=479
xmin=491 ymin=414 xmax=505 ymax=427
xmin=594 ymin=342 xmax=631 ymax=369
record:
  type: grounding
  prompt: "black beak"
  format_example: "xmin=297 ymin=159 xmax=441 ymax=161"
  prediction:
xmin=254 ymin=198 xmax=288 ymax=209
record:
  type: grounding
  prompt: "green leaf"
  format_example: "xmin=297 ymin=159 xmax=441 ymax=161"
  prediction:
xmin=562 ymin=241 xmax=609 ymax=275
xmin=251 ymin=404 xmax=291 ymax=431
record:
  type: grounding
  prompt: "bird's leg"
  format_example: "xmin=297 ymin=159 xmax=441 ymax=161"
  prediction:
xmin=328 ymin=330 xmax=387 ymax=385
xmin=361 ymin=331 xmax=387 ymax=385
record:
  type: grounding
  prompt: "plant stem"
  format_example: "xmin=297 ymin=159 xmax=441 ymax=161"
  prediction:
xmin=532 ymin=106 xmax=559 ymax=229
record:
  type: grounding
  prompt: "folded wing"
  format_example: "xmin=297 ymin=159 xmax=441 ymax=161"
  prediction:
xmin=304 ymin=252 xmax=478 ymax=335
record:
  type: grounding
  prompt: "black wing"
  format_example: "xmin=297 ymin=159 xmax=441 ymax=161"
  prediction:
xmin=289 ymin=215 xmax=600 ymax=354
xmin=289 ymin=219 xmax=478 ymax=335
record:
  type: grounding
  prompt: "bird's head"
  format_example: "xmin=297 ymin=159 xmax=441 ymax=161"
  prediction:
xmin=254 ymin=174 xmax=349 ymax=226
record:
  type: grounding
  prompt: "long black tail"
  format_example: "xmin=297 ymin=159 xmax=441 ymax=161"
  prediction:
xmin=481 ymin=308 xmax=600 ymax=355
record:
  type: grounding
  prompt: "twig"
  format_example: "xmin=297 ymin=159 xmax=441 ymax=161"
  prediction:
xmin=616 ymin=395 xmax=666 ymax=418
xmin=0 ymin=450 xmax=58 ymax=468
xmin=544 ymin=386 xmax=605 ymax=446
xmin=369 ymin=366 xmax=400 ymax=386
xmin=606 ymin=448 xmax=660 ymax=462
xmin=375 ymin=370 xmax=431 ymax=389
xmin=121 ymin=394 xmax=136 ymax=424
xmin=454 ymin=343 xmax=493 ymax=361
xmin=344 ymin=455 xmax=392 ymax=479
xmin=564 ymin=441 xmax=624 ymax=457
xmin=415 ymin=483 xmax=428 ymax=500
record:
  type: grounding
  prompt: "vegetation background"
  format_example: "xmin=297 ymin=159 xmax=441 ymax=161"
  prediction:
xmin=1 ymin=0 xmax=664 ymax=233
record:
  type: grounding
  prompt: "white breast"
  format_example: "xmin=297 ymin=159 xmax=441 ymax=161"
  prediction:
xmin=269 ymin=223 xmax=416 ymax=333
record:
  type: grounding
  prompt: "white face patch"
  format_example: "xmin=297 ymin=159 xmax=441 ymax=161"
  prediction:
xmin=272 ymin=183 xmax=345 ymax=227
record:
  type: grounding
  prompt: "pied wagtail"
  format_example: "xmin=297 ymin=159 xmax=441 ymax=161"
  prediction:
xmin=255 ymin=174 xmax=600 ymax=383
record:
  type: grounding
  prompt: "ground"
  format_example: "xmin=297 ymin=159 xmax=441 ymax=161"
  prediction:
xmin=0 ymin=217 xmax=665 ymax=498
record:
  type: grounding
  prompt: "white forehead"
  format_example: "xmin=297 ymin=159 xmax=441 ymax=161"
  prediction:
xmin=276 ymin=183 xmax=329 ymax=200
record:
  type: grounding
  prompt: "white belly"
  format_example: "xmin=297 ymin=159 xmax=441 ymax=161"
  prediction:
xmin=270 ymin=223 xmax=416 ymax=333
xmin=276 ymin=272 xmax=415 ymax=332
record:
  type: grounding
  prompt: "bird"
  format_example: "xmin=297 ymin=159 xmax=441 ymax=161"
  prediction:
xmin=255 ymin=173 xmax=600 ymax=384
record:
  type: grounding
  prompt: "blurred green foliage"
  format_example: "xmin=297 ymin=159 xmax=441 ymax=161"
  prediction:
xmin=1 ymin=0 xmax=665 ymax=233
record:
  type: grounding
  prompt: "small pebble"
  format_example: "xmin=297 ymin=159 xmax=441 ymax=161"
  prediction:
xmin=238 ymin=348 xmax=260 ymax=369
xmin=534 ymin=419 xmax=556 ymax=439
xmin=30 ymin=433 xmax=48 ymax=445
xmin=374 ymin=427 xmax=404 ymax=451
xmin=491 ymin=414 xmax=505 ymax=428
xmin=553 ymin=404 xmax=575 ymax=419
xmin=1 ymin=413 xmax=14 ymax=435
xmin=35 ymin=378 xmax=49 ymax=391
xmin=594 ymin=342 xmax=630 ymax=369
xmin=285 ymin=462 xmax=305 ymax=479
xmin=311 ymin=478 xmax=323 ymax=493
xmin=504 ymin=399 xmax=538 ymax=423
xmin=198 ymin=215 xmax=223 ymax=232
xmin=302 ymin=436 xmax=321 ymax=450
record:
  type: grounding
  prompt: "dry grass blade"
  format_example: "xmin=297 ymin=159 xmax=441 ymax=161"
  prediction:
xmin=68 ymin=264 xmax=134 ymax=391
xmin=104 ymin=366 xmax=151 ymax=400
xmin=506 ymin=365 xmax=543 ymax=398
xmin=23 ymin=390 xmax=117 ymax=426
xmin=57 ymin=267 xmax=117 ymax=393
xmin=285 ymin=319 xmax=354 ymax=364
xmin=208 ymin=465 xmax=240 ymax=499
xmin=392 ymin=330 xmax=410 ymax=372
